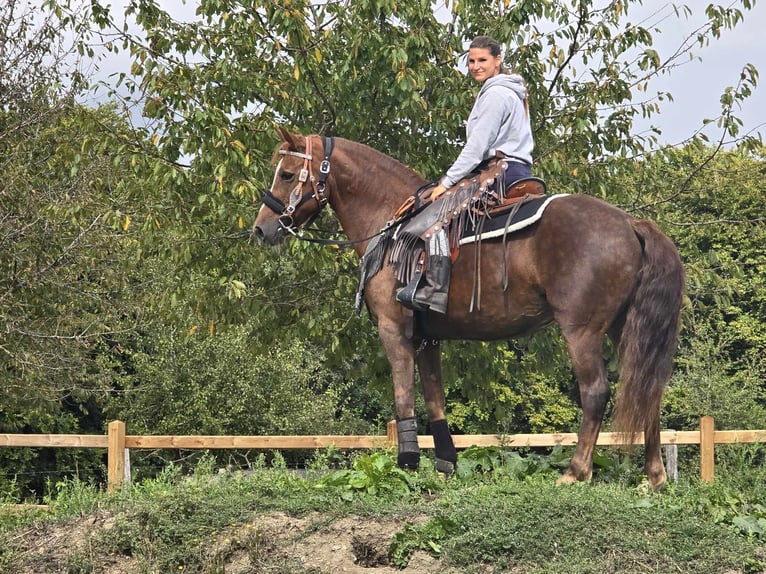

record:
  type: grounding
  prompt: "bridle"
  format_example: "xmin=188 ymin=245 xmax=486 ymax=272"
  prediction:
xmin=261 ymin=135 xmax=334 ymax=236
xmin=258 ymin=134 xmax=429 ymax=248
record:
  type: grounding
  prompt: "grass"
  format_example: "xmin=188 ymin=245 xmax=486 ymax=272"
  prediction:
xmin=0 ymin=447 xmax=764 ymax=573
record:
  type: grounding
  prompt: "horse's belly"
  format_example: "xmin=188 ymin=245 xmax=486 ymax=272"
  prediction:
xmin=417 ymin=304 xmax=554 ymax=341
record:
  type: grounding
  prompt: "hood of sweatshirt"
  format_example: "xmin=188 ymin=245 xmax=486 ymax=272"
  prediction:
xmin=478 ymin=73 xmax=527 ymax=102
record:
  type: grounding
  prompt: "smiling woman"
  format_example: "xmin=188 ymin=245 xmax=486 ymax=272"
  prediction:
xmin=419 ymin=35 xmax=535 ymax=312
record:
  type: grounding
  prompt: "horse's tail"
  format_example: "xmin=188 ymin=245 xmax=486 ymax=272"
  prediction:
xmin=612 ymin=219 xmax=685 ymax=444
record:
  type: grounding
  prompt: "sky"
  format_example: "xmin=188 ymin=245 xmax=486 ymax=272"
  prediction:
xmin=628 ymin=0 xmax=765 ymax=145
xmin=85 ymin=0 xmax=765 ymax=147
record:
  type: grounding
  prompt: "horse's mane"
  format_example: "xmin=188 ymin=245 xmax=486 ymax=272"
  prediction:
xmin=338 ymin=138 xmax=428 ymax=193
xmin=272 ymin=131 xmax=427 ymax=189
xmin=344 ymin=138 xmax=423 ymax=175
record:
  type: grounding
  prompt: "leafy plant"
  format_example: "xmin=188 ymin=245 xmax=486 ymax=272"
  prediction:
xmin=389 ymin=516 xmax=459 ymax=568
xmin=456 ymin=445 xmax=570 ymax=480
xmin=44 ymin=477 xmax=103 ymax=519
xmin=316 ymin=451 xmax=424 ymax=498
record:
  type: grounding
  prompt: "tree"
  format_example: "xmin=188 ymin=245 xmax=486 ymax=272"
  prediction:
xmin=0 ymin=0 xmax=159 ymax=496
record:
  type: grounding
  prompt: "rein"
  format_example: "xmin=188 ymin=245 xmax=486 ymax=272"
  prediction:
xmin=284 ymin=183 xmax=435 ymax=248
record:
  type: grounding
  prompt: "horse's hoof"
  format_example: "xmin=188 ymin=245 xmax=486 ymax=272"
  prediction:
xmin=435 ymin=458 xmax=454 ymax=475
xmin=555 ymin=474 xmax=578 ymax=487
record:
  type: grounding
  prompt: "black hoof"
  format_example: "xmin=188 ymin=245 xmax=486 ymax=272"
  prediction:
xmin=435 ymin=458 xmax=454 ymax=475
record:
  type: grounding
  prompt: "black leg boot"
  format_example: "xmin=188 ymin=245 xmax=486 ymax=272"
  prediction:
xmin=396 ymin=417 xmax=420 ymax=470
xmin=412 ymin=254 xmax=451 ymax=314
xmin=395 ymin=267 xmax=426 ymax=310
xmin=431 ymin=419 xmax=457 ymax=475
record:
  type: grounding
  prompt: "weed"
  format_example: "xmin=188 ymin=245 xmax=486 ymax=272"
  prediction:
xmin=389 ymin=516 xmax=459 ymax=567
xmin=316 ymin=451 xmax=429 ymax=498
xmin=44 ymin=477 xmax=102 ymax=518
xmin=65 ymin=548 xmax=95 ymax=574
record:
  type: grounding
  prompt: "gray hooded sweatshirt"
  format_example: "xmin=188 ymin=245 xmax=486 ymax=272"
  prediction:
xmin=441 ymin=73 xmax=534 ymax=188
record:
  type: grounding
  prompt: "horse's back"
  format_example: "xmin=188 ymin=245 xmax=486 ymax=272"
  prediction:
xmin=422 ymin=194 xmax=644 ymax=340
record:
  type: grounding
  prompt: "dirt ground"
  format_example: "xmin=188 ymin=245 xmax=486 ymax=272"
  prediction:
xmin=10 ymin=510 xmax=468 ymax=573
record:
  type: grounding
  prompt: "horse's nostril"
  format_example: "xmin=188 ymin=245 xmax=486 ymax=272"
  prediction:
xmin=251 ymin=224 xmax=284 ymax=245
xmin=251 ymin=226 xmax=265 ymax=242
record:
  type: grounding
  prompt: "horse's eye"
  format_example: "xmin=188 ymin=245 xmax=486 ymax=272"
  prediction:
xmin=280 ymin=172 xmax=295 ymax=182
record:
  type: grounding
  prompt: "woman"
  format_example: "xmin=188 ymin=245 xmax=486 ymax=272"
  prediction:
xmin=403 ymin=35 xmax=534 ymax=314
xmin=430 ymin=35 xmax=534 ymax=201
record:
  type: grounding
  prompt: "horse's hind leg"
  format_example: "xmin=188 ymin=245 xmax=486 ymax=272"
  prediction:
xmin=415 ymin=339 xmax=457 ymax=474
xmin=644 ymin=415 xmax=666 ymax=490
xmin=558 ymin=328 xmax=610 ymax=485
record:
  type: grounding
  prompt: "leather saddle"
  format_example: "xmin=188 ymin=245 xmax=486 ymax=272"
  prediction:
xmin=394 ymin=159 xmax=546 ymax=222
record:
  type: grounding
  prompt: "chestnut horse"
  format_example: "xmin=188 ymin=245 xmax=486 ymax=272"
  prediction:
xmin=253 ymin=128 xmax=684 ymax=491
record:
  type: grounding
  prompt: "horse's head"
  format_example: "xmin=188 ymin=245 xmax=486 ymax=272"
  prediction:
xmin=252 ymin=127 xmax=332 ymax=245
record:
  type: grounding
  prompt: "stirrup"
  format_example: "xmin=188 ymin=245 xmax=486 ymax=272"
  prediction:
xmin=395 ymin=270 xmax=427 ymax=311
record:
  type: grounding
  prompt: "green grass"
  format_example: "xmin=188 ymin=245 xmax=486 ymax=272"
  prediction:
xmin=1 ymin=447 xmax=764 ymax=573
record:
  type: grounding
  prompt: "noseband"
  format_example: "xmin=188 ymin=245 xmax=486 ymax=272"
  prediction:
xmin=262 ymin=135 xmax=334 ymax=235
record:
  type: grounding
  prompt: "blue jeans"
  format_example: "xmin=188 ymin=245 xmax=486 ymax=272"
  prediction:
xmin=474 ymin=156 xmax=532 ymax=191
xmin=502 ymin=158 xmax=532 ymax=188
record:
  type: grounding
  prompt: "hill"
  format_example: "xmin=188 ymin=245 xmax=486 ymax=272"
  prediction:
xmin=2 ymin=451 xmax=765 ymax=573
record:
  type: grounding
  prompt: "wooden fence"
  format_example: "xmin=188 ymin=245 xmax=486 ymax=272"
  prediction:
xmin=1 ymin=416 xmax=765 ymax=492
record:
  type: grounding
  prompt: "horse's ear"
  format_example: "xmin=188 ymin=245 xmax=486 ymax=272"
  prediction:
xmin=276 ymin=126 xmax=300 ymax=149
xmin=276 ymin=125 xmax=290 ymax=142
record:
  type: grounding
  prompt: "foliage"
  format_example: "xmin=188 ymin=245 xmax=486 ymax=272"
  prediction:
xmin=455 ymin=445 xmax=561 ymax=480
xmin=316 ymin=451 xmax=436 ymax=498
xmin=649 ymin=147 xmax=766 ymax=431
xmin=103 ymin=327 xmax=381 ymax=475
xmin=443 ymin=337 xmax=580 ymax=433
xmin=0 ymin=0 xmax=157 ymax=496
xmin=106 ymin=329 xmax=374 ymax=437
xmin=389 ymin=516 xmax=458 ymax=568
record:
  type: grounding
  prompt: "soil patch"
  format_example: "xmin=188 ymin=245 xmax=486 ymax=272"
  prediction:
xmin=9 ymin=510 xmax=464 ymax=573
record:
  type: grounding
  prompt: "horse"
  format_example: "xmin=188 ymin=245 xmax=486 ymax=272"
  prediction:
xmin=252 ymin=127 xmax=685 ymax=491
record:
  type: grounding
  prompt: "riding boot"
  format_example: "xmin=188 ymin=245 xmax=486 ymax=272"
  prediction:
xmin=412 ymin=254 xmax=451 ymax=314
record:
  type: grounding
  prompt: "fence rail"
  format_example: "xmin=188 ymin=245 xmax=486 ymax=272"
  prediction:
xmin=2 ymin=416 xmax=765 ymax=491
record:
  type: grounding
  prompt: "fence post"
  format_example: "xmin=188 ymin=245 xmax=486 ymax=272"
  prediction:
xmin=108 ymin=420 xmax=126 ymax=492
xmin=124 ymin=448 xmax=132 ymax=488
xmin=700 ymin=416 xmax=715 ymax=483
xmin=664 ymin=429 xmax=678 ymax=482
xmin=387 ymin=420 xmax=397 ymax=448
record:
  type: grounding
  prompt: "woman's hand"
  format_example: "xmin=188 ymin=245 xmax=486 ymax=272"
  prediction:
xmin=429 ymin=182 xmax=448 ymax=202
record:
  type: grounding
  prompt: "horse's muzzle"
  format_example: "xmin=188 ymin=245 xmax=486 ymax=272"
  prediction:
xmin=251 ymin=220 xmax=286 ymax=245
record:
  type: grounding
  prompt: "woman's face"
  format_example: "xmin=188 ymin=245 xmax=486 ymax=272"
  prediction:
xmin=468 ymin=47 xmax=502 ymax=83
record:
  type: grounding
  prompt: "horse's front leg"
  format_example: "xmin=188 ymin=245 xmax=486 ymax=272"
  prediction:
xmin=377 ymin=318 xmax=420 ymax=469
xmin=416 ymin=339 xmax=457 ymax=474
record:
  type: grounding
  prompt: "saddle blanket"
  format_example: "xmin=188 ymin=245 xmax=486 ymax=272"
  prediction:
xmin=458 ymin=193 xmax=569 ymax=246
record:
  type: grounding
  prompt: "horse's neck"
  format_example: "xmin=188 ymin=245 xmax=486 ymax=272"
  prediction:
xmin=330 ymin=140 xmax=425 ymax=254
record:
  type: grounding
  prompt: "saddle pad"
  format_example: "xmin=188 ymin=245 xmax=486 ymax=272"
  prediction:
xmin=458 ymin=193 xmax=569 ymax=246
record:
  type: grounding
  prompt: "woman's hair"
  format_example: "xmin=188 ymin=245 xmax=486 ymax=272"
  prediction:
xmin=470 ymin=35 xmax=528 ymax=116
xmin=470 ymin=35 xmax=510 ymax=74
